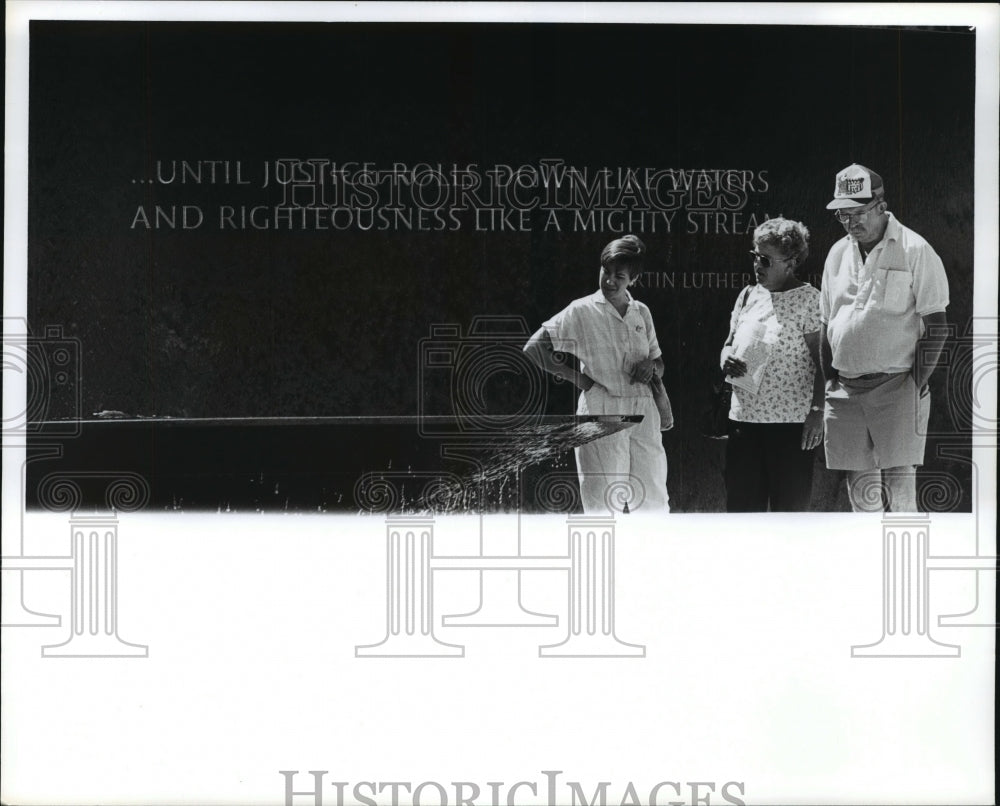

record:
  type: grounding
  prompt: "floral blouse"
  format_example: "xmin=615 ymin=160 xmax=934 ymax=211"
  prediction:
xmin=721 ymin=283 xmax=822 ymax=423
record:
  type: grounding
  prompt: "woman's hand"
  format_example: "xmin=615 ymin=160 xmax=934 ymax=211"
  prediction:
xmin=800 ymin=409 xmax=825 ymax=450
xmin=722 ymin=355 xmax=748 ymax=378
xmin=629 ymin=358 xmax=657 ymax=385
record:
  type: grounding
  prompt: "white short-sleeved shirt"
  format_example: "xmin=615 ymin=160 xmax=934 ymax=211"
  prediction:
xmin=543 ymin=290 xmax=661 ymax=398
xmin=820 ymin=213 xmax=949 ymax=376
xmin=724 ymin=283 xmax=823 ymax=423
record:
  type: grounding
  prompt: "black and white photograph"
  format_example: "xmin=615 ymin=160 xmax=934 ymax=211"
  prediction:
xmin=3 ymin=3 xmax=997 ymax=805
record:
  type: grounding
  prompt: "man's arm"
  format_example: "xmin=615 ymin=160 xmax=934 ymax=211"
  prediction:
xmin=912 ymin=311 xmax=949 ymax=390
xmin=818 ymin=323 xmax=837 ymax=382
xmin=801 ymin=330 xmax=826 ymax=450
xmin=523 ymin=328 xmax=594 ymax=391
xmin=803 ymin=331 xmax=827 ymax=406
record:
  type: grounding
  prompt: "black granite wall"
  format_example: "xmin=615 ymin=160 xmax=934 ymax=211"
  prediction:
xmin=27 ymin=22 xmax=976 ymax=511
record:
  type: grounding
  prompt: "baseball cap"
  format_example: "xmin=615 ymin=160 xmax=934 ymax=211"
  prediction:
xmin=826 ymin=164 xmax=885 ymax=209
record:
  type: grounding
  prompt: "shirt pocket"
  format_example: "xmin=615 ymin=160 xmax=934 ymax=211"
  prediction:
xmin=625 ymin=321 xmax=649 ymax=363
xmin=878 ymin=267 xmax=912 ymax=314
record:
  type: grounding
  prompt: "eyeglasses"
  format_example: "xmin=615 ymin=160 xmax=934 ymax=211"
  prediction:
xmin=834 ymin=200 xmax=881 ymax=224
xmin=749 ymin=251 xmax=788 ymax=269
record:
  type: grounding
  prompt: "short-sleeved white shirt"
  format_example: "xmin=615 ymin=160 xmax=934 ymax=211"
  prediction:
xmin=724 ymin=283 xmax=823 ymax=423
xmin=543 ymin=290 xmax=662 ymax=398
xmin=820 ymin=213 xmax=949 ymax=376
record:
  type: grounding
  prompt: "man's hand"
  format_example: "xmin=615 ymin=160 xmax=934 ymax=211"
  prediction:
xmin=912 ymin=311 xmax=949 ymax=389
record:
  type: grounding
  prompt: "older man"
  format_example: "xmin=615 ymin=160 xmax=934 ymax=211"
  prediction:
xmin=819 ymin=164 xmax=950 ymax=512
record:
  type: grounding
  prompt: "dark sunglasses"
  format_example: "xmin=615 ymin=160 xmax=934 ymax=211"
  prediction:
xmin=749 ymin=250 xmax=787 ymax=269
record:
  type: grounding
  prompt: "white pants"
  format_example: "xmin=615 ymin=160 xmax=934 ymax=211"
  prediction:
xmin=575 ymin=385 xmax=670 ymax=514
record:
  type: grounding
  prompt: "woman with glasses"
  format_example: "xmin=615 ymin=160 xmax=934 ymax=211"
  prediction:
xmin=718 ymin=217 xmax=825 ymax=512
